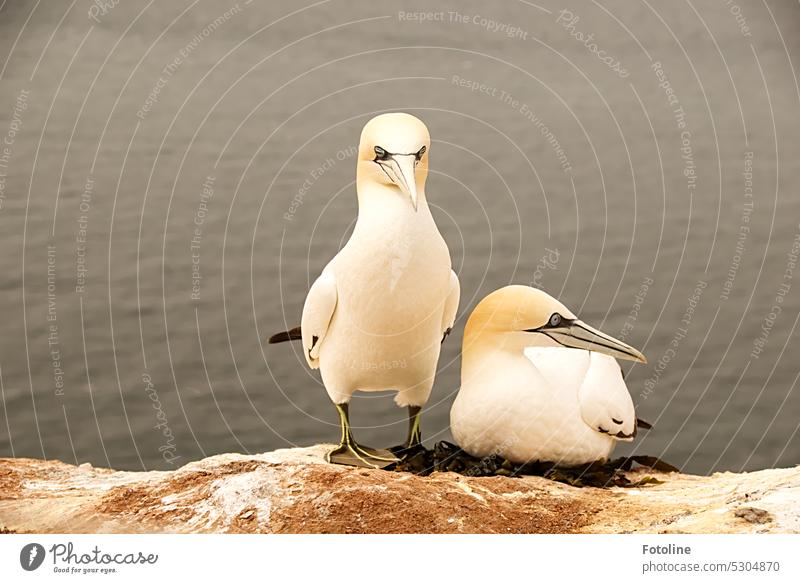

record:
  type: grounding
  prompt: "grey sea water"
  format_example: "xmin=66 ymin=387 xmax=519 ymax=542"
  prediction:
xmin=0 ymin=0 xmax=798 ymax=474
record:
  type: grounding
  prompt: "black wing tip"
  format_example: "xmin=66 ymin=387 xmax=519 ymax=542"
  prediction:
xmin=268 ymin=326 xmax=302 ymax=344
xmin=636 ymin=418 xmax=653 ymax=430
xmin=441 ymin=327 xmax=452 ymax=344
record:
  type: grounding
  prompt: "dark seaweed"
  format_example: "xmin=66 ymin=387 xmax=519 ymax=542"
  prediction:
xmin=387 ymin=441 xmax=679 ymax=488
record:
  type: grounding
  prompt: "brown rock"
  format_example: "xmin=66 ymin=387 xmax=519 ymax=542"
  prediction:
xmin=1 ymin=446 xmax=798 ymax=534
xmin=734 ymin=506 xmax=773 ymax=524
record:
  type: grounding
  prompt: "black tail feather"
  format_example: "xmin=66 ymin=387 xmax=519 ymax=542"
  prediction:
xmin=269 ymin=326 xmax=302 ymax=344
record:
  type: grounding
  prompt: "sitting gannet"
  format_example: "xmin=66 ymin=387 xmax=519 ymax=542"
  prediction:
xmin=450 ymin=285 xmax=647 ymax=466
xmin=270 ymin=113 xmax=459 ymax=469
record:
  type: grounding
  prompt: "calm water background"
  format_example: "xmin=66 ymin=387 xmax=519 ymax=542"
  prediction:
xmin=0 ymin=0 xmax=799 ymax=473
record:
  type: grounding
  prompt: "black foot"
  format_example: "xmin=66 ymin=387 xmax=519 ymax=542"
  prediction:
xmin=327 ymin=442 xmax=400 ymax=469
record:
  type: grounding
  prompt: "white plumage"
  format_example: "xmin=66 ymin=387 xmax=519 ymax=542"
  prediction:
xmin=302 ymin=199 xmax=458 ymax=407
xmin=275 ymin=112 xmax=458 ymax=467
xmin=451 ymin=285 xmax=645 ymax=466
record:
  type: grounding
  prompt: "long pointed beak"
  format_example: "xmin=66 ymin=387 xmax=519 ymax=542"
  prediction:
xmin=540 ymin=320 xmax=647 ymax=363
xmin=388 ymin=154 xmax=418 ymax=211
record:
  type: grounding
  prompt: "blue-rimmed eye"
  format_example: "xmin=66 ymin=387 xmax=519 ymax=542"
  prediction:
xmin=415 ymin=146 xmax=426 ymax=161
xmin=549 ymin=313 xmax=562 ymax=327
xmin=374 ymin=146 xmax=389 ymax=161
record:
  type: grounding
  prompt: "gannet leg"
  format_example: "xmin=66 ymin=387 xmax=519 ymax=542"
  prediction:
xmin=405 ymin=405 xmax=422 ymax=448
xmin=389 ymin=405 xmax=424 ymax=460
xmin=326 ymin=403 xmax=400 ymax=469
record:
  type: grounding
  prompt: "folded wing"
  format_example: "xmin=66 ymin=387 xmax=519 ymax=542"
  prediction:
xmin=300 ymin=265 xmax=338 ymax=369
xmin=441 ymin=269 xmax=460 ymax=342
xmin=578 ymin=353 xmax=637 ymax=440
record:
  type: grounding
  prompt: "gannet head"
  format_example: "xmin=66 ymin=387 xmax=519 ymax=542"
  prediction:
xmin=465 ymin=285 xmax=647 ymax=363
xmin=357 ymin=112 xmax=430 ymax=211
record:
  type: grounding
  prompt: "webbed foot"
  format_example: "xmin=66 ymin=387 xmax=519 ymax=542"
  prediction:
xmin=326 ymin=402 xmax=400 ymax=469
xmin=327 ymin=442 xmax=399 ymax=469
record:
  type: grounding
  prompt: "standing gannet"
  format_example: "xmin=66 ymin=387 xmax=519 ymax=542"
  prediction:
xmin=270 ymin=113 xmax=459 ymax=468
xmin=450 ymin=285 xmax=647 ymax=466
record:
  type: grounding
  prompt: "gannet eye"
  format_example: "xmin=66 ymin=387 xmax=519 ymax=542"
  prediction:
xmin=548 ymin=313 xmax=562 ymax=327
xmin=414 ymin=146 xmax=426 ymax=161
xmin=374 ymin=146 xmax=390 ymax=161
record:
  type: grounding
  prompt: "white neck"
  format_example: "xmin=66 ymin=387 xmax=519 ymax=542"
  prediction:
xmin=355 ymin=181 xmax=429 ymax=220
xmin=462 ymin=330 xmax=549 ymax=380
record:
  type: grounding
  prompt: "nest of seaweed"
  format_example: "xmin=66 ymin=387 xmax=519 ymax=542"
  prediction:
xmin=388 ymin=441 xmax=679 ymax=488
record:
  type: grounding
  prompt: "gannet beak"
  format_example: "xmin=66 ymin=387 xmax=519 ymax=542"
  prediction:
xmin=390 ymin=154 xmax=419 ymax=211
xmin=532 ymin=319 xmax=648 ymax=363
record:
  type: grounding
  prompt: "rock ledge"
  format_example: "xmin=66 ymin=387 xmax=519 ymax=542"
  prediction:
xmin=1 ymin=446 xmax=798 ymax=533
